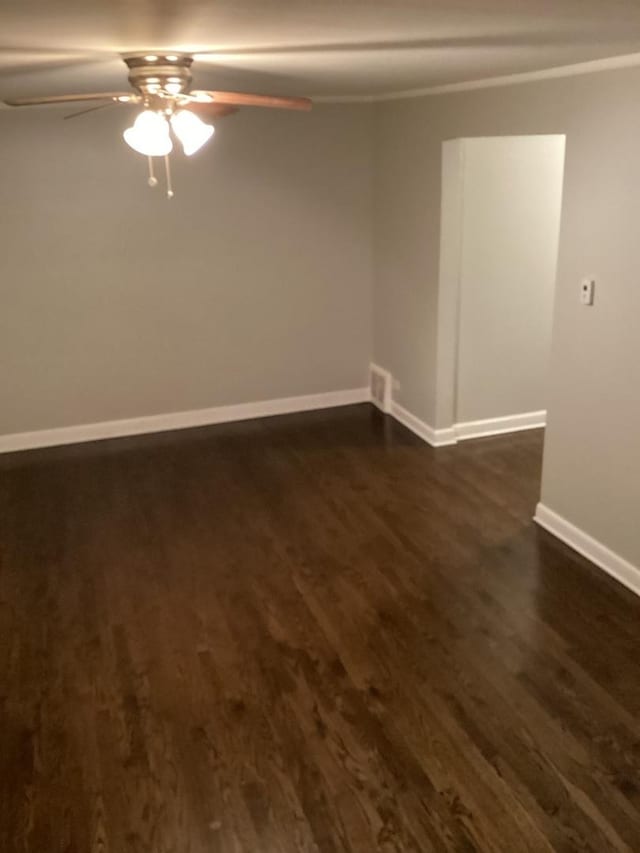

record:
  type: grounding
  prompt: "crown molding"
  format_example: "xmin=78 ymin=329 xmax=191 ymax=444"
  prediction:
xmin=314 ymin=51 xmax=640 ymax=104
xmin=314 ymin=94 xmax=376 ymax=104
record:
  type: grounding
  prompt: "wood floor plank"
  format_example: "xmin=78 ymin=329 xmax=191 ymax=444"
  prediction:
xmin=0 ymin=404 xmax=639 ymax=851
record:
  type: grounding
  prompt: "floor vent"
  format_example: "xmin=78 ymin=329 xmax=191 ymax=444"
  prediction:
xmin=370 ymin=364 xmax=392 ymax=413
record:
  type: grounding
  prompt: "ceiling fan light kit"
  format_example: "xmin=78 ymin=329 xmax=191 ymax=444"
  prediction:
xmin=170 ymin=110 xmax=215 ymax=156
xmin=3 ymin=52 xmax=312 ymax=199
xmin=123 ymin=109 xmax=173 ymax=157
xmin=122 ymin=108 xmax=215 ymax=159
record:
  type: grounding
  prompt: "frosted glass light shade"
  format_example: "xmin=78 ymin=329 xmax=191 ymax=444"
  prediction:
xmin=123 ymin=110 xmax=173 ymax=157
xmin=170 ymin=110 xmax=214 ymax=156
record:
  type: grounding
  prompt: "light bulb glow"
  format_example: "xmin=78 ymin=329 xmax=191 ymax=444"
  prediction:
xmin=123 ymin=110 xmax=173 ymax=157
xmin=170 ymin=110 xmax=214 ymax=156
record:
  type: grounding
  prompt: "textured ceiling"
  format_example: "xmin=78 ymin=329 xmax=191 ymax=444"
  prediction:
xmin=2 ymin=1 xmax=640 ymax=100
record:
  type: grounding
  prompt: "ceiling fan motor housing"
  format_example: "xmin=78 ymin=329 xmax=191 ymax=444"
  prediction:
xmin=124 ymin=54 xmax=194 ymax=101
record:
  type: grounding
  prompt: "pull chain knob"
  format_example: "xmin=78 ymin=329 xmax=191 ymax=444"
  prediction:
xmin=147 ymin=156 xmax=158 ymax=187
xmin=164 ymin=154 xmax=174 ymax=199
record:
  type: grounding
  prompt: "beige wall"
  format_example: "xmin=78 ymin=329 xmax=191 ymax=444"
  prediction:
xmin=373 ymin=68 xmax=640 ymax=567
xmin=0 ymin=103 xmax=373 ymax=435
xmin=454 ymin=135 xmax=564 ymax=423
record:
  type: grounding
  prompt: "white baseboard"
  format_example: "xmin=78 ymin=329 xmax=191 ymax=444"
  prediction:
xmin=535 ymin=503 xmax=640 ymax=598
xmin=0 ymin=387 xmax=370 ymax=455
xmin=388 ymin=400 xmax=544 ymax=448
xmin=371 ymin=360 xmax=545 ymax=446
xmin=390 ymin=402 xmax=457 ymax=448
xmin=455 ymin=410 xmax=546 ymax=441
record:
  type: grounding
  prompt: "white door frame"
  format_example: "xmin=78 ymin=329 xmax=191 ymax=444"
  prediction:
xmin=434 ymin=135 xmax=565 ymax=439
xmin=434 ymin=139 xmax=466 ymax=432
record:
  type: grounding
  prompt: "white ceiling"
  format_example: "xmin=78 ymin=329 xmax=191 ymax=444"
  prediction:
xmin=2 ymin=0 xmax=640 ymax=101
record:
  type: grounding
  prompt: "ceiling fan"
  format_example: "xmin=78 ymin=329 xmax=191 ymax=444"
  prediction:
xmin=3 ymin=53 xmax=312 ymax=197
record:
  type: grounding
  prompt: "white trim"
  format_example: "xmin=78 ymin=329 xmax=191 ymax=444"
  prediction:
xmin=390 ymin=403 xmax=545 ymax=447
xmin=372 ymin=360 xmax=544 ymax=447
xmin=535 ymin=504 xmax=640 ymax=599
xmin=373 ymin=52 xmax=640 ymax=100
xmin=390 ymin=402 xmax=457 ymax=448
xmin=313 ymin=51 xmax=640 ymax=103
xmin=435 ymin=139 xmax=466 ymax=430
xmin=455 ymin=410 xmax=546 ymax=441
xmin=0 ymin=388 xmax=370 ymax=454
xmin=314 ymin=94 xmax=376 ymax=104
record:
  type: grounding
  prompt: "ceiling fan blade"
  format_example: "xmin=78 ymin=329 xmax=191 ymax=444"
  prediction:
xmin=4 ymin=92 xmax=133 ymax=107
xmin=0 ymin=48 xmax=113 ymax=78
xmin=63 ymin=102 xmax=120 ymax=120
xmin=183 ymin=102 xmax=239 ymax=119
xmin=193 ymin=91 xmax=312 ymax=111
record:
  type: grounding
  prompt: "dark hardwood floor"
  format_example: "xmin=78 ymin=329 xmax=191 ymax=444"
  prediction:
xmin=1 ymin=404 xmax=639 ymax=852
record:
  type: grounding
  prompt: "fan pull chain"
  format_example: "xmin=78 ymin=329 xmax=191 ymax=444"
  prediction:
xmin=164 ymin=154 xmax=174 ymax=199
xmin=147 ymin=156 xmax=158 ymax=187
